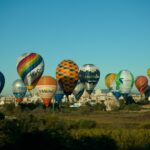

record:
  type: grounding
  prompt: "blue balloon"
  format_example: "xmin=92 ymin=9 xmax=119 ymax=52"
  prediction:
xmin=0 ymin=72 xmax=5 ymax=94
xmin=54 ymin=82 xmax=64 ymax=102
xmin=112 ymin=91 xmax=121 ymax=99
xmin=12 ymin=79 xmax=27 ymax=101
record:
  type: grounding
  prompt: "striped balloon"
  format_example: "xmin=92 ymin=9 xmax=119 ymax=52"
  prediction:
xmin=16 ymin=53 xmax=44 ymax=92
xmin=56 ymin=60 xmax=79 ymax=96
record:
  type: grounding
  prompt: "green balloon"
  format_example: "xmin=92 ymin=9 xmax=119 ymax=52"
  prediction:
xmin=116 ymin=70 xmax=134 ymax=95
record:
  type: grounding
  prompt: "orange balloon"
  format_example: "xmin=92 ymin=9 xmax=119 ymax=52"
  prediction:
xmin=36 ymin=76 xmax=57 ymax=107
xmin=135 ymin=76 xmax=148 ymax=94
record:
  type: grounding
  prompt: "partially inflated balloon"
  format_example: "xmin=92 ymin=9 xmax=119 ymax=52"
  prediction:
xmin=73 ymin=81 xmax=84 ymax=100
xmin=54 ymin=81 xmax=64 ymax=102
xmin=79 ymin=64 xmax=100 ymax=95
xmin=147 ymin=68 xmax=150 ymax=78
xmin=0 ymin=72 xmax=5 ymax=94
xmin=12 ymin=79 xmax=27 ymax=103
xmin=105 ymin=73 xmax=116 ymax=90
xmin=17 ymin=53 xmax=44 ymax=92
xmin=36 ymin=76 xmax=57 ymax=107
xmin=116 ymin=70 xmax=134 ymax=95
xmin=135 ymin=76 xmax=148 ymax=94
xmin=56 ymin=60 xmax=79 ymax=97
xmin=111 ymin=81 xmax=121 ymax=99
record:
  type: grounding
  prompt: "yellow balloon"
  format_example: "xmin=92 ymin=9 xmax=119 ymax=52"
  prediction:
xmin=147 ymin=68 xmax=150 ymax=78
xmin=105 ymin=73 xmax=116 ymax=89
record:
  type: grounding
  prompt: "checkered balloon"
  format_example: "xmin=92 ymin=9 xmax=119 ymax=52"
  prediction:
xmin=56 ymin=60 xmax=79 ymax=96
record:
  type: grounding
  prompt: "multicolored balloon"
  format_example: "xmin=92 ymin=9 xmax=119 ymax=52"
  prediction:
xmin=54 ymin=81 xmax=64 ymax=102
xmin=56 ymin=60 xmax=79 ymax=97
xmin=0 ymin=72 xmax=5 ymax=94
xmin=73 ymin=81 xmax=85 ymax=100
xmin=36 ymin=76 xmax=57 ymax=107
xmin=79 ymin=64 xmax=100 ymax=95
xmin=111 ymin=81 xmax=121 ymax=99
xmin=105 ymin=73 xmax=116 ymax=90
xmin=16 ymin=52 xmax=44 ymax=92
xmin=135 ymin=76 xmax=148 ymax=94
xmin=116 ymin=70 xmax=134 ymax=96
xmin=12 ymin=79 xmax=27 ymax=103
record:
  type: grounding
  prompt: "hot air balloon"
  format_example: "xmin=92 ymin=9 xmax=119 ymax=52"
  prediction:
xmin=73 ymin=81 xmax=85 ymax=101
xmin=0 ymin=72 xmax=5 ymax=94
xmin=79 ymin=64 xmax=100 ymax=98
xmin=135 ymin=76 xmax=148 ymax=94
xmin=111 ymin=81 xmax=121 ymax=100
xmin=36 ymin=76 xmax=57 ymax=107
xmin=116 ymin=70 xmax=134 ymax=103
xmin=12 ymin=79 xmax=27 ymax=103
xmin=54 ymin=81 xmax=64 ymax=102
xmin=16 ymin=52 xmax=44 ymax=93
xmin=105 ymin=73 xmax=116 ymax=90
xmin=56 ymin=60 xmax=79 ymax=101
xmin=147 ymin=68 xmax=150 ymax=78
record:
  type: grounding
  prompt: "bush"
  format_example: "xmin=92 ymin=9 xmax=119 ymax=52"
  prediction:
xmin=123 ymin=104 xmax=142 ymax=111
xmin=0 ymin=112 xmax=5 ymax=120
xmin=3 ymin=103 xmax=15 ymax=113
xmin=77 ymin=119 xmax=97 ymax=129
xmin=92 ymin=103 xmax=106 ymax=111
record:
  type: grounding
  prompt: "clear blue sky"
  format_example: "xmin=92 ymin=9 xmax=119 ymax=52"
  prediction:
xmin=0 ymin=0 xmax=150 ymax=95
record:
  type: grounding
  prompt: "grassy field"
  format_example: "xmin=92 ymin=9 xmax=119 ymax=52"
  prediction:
xmin=0 ymin=103 xmax=150 ymax=150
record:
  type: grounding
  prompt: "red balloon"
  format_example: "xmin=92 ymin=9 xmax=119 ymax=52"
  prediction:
xmin=135 ymin=76 xmax=148 ymax=94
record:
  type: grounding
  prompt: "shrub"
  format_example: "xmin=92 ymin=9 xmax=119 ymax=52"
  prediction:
xmin=77 ymin=119 xmax=97 ymax=129
xmin=3 ymin=103 xmax=15 ymax=113
xmin=123 ymin=104 xmax=142 ymax=111
xmin=0 ymin=112 xmax=5 ymax=120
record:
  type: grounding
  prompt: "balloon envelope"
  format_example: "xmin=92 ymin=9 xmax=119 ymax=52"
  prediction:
xmin=116 ymin=70 xmax=134 ymax=95
xmin=73 ymin=81 xmax=84 ymax=100
xmin=56 ymin=60 xmax=79 ymax=96
xmin=17 ymin=52 xmax=44 ymax=92
xmin=105 ymin=73 xmax=116 ymax=90
xmin=147 ymin=68 xmax=150 ymax=78
xmin=36 ymin=76 xmax=57 ymax=107
xmin=54 ymin=81 xmax=64 ymax=102
xmin=135 ymin=76 xmax=148 ymax=94
xmin=0 ymin=72 xmax=5 ymax=94
xmin=111 ymin=81 xmax=121 ymax=99
xmin=79 ymin=64 xmax=100 ymax=95
xmin=12 ymin=79 xmax=27 ymax=103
